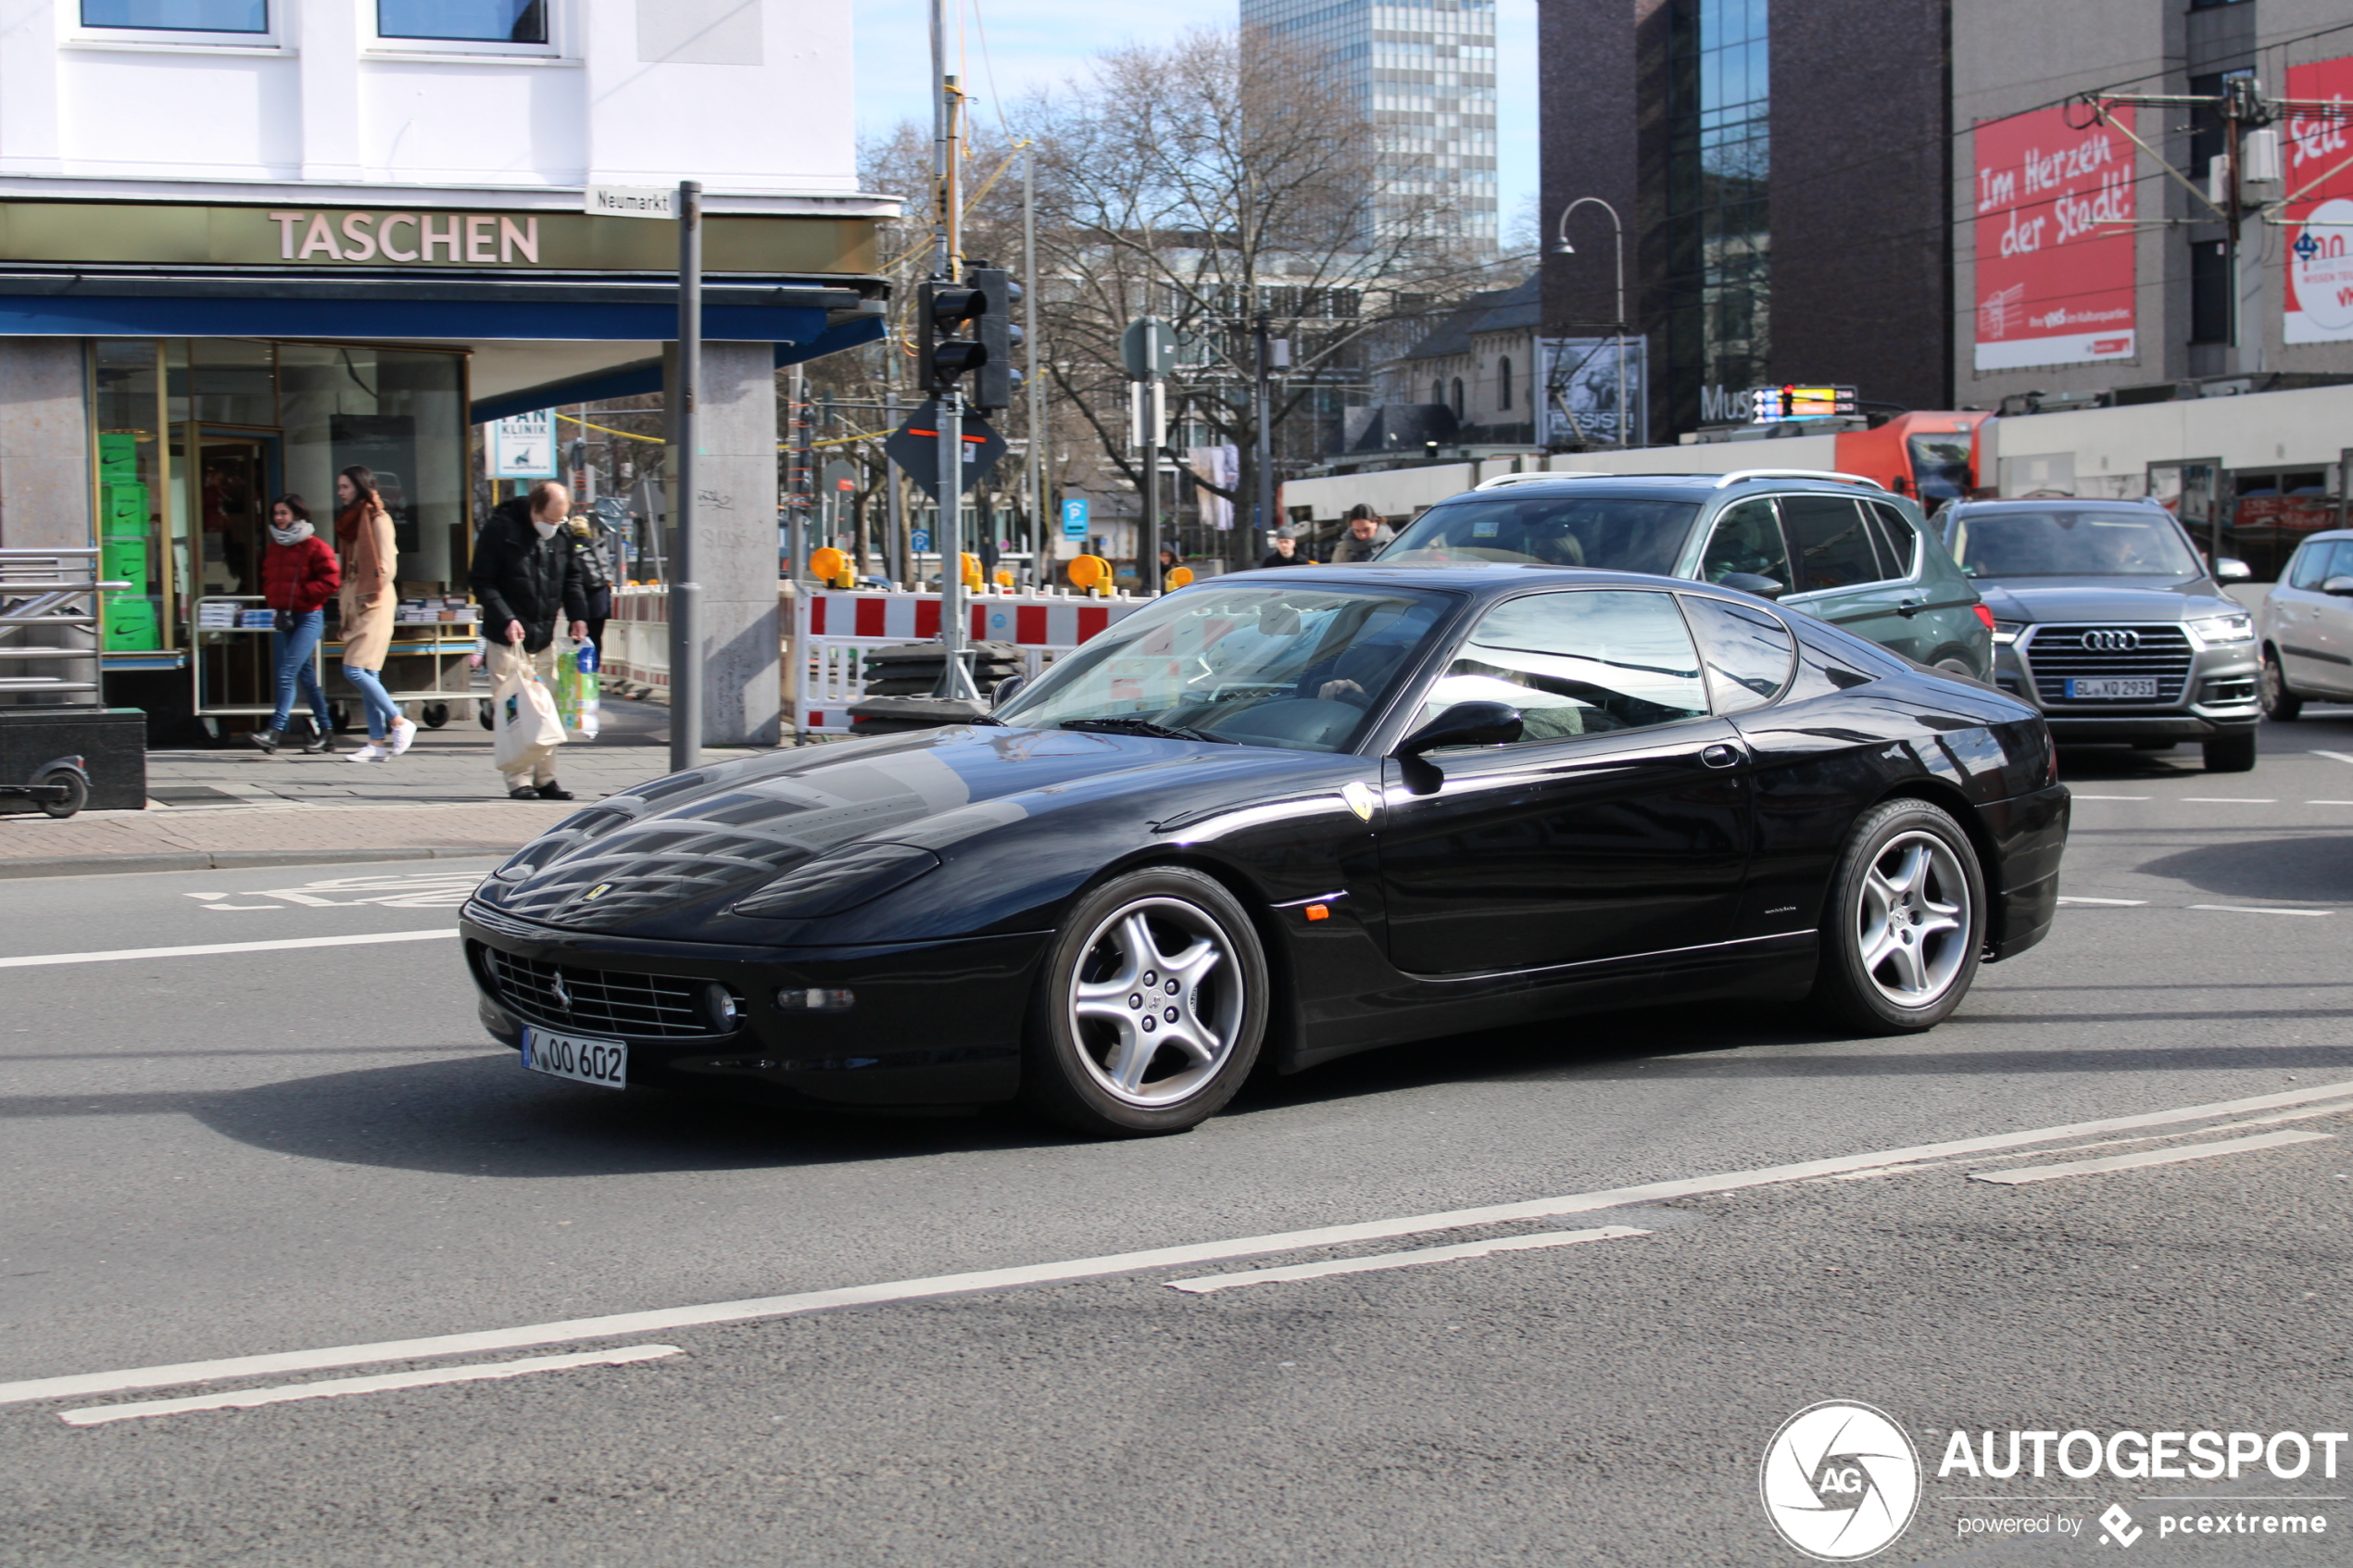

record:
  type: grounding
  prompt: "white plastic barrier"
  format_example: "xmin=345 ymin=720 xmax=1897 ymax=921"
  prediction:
xmin=793 ymin=585 xmax=1147 ymax=734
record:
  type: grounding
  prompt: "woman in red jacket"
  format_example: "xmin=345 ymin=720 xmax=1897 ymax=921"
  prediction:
xmin=247 ymin=494 xmax=344 ymax=753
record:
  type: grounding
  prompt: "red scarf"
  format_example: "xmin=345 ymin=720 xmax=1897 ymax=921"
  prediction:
xmin=335 ymin=500 xmax=368 ymax=546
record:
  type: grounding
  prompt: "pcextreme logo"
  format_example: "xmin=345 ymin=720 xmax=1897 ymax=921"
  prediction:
xmin=1760 ymin=1401 xmax=1923 ymax=1561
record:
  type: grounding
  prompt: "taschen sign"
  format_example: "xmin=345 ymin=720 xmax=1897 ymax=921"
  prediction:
xmin=2284 ymin=55 xmax=2353 ymax=345
xmin=1970 ymin=106 xmax=2138 ymax=371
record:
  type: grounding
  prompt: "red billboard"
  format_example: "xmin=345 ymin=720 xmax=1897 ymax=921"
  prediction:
xmin=1971 ymin=106 xmax=2137 ymax=370
xmin=2284 ymin=55 xmax=2353 ymax=345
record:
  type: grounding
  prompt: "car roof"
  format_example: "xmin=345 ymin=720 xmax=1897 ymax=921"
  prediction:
xmin=1429 ymin=472 xmax=1891 ymax=506
xmin=1212 ymin=561 xmax=1753 ymax=607
xmin=1947 ymin=497 xmax=2169 ymax=511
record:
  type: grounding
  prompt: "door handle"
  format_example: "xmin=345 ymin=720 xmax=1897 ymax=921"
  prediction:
xmin=1701 ymin=743 xmax=1744 ymax=770
xmin=1896 ymin=598 xmax=1926 ymax=618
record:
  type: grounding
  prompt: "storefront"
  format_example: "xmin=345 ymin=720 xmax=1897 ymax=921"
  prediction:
xmin=0 ymin=196 xmax=886 ymax=739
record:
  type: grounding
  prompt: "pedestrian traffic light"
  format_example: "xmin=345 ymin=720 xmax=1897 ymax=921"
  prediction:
xmin=920 ymin=280 xmax=988 ymax=395
xmin=970 ymin=266 xmax=1025 ymax=412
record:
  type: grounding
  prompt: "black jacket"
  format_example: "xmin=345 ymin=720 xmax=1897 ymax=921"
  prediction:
xmin=566 ymin=517 xmax=617 ymax=620
xmin=472 ymin=499 xmax=588 ymax=652
xmin=1258 ymin=547 xmax=1314 ymax=568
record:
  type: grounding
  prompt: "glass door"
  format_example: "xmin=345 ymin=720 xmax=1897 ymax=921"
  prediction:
xmin=187 ymin=427 xmax=290 ymax=720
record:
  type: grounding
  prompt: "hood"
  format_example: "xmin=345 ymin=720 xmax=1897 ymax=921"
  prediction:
xmin=469 ymin=724 xmax=1359 ymax=941
xmin=1974 ymin=576 xmax=2231 ymax=624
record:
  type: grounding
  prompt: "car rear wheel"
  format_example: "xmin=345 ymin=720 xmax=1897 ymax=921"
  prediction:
xmin=2202 ymin=731 xmax=2258 ymax=772
xmin=2260 ymin=649 xmax=2302 ymax=721
xmin=1809 ymin=799 xmax=1985 ymax=1035
xmin=1021 ymin=867 xmax=1268 ymax=1136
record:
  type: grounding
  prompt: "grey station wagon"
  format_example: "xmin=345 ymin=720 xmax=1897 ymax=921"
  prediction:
xmin=1379 ymin=470 xmax=1994 ymax=677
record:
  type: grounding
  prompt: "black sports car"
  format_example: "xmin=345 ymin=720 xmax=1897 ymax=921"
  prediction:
xmin=461 ymin=565 xmax=2069 ymax=1136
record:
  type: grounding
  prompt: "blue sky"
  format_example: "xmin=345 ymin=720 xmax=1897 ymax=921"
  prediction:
xmin=851 ymin=0 xmax=1539 ymax=240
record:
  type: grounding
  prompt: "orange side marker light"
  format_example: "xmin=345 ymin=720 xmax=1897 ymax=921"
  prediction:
xmin=1303 ymin=904 xmax=1330 ymax=922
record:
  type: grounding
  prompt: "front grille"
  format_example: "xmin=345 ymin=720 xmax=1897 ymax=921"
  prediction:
xmin=2025 ymin=624 xmax=2195 ymax=705
xmin=480 ymin=946 xmax=715 ymax=1038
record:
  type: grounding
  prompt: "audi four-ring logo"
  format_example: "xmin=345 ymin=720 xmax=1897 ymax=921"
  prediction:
xmin=2082 ymin=628 xmax=2142 ymax=651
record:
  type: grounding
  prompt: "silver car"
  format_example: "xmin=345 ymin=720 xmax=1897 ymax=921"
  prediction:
xmin=1936 ymin=499 xmax=2261 ymax=773
xmin=2258 ymin=529 xmax=2353 ymax=720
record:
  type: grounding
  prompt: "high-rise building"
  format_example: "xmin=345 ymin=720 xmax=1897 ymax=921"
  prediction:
xmin=1241 ymin=0 xmax=1501 ymax=253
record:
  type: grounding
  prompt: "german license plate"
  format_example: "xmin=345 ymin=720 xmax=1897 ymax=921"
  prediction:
xmin=2065 ymin=678 xmax=2158 ymax=699
xmin=520 ymin=1026 xmax=627 ymax=1089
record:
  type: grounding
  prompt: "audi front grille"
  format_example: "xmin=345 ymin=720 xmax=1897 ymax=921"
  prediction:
xmin=476 ymin=946 xmax=715 ymax=1038
xmin=2023 ymin=624 xmax=2195 ymax=706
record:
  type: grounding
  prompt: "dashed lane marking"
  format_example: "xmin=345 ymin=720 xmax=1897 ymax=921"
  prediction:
xmin=2186 ymin=905 xmax=2333 ymax=917
xmin=58 ymin=1346 xmax=681 ymax=1426
xmin=2067 ymin=795 xmax=2150 ymax=800
xmin=1969 ymin=1129 xmax=2333 ymax=1185
xmin=2057 ymin=897 xmax=2147 ymax=906
xmin=11 ymin=1079 xmax=2353 ymax=1412
xmin=2313 ymin=751 xmax=2353 ymax=767
xmin=2179 ymin=797 xmax=2278 ymax=803
xmin=1163 ymin=1225 xmax=1651 ymax=1294
xmin=0 ymin=930 xmax=459 ymax=970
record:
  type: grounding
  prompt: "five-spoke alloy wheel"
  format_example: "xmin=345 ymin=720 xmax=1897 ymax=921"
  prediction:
xmin=1024 ymin=867 xmax=1268 ymax=1135
xmin=1811 ymin=799 xmax=1986 ymax=1034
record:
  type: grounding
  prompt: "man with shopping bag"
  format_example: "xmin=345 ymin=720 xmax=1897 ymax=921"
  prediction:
xmin=472 ymin=481 xmax=589 ymax=799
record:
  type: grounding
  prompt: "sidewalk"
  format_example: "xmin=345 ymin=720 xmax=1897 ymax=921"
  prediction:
xmin=0 ymin=696 xmax=779 ymax=878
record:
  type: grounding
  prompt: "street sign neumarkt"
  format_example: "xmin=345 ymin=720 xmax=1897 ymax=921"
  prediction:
xmin=585 ymin=186 xmax=677 ymax=220
xmin=886 ymin=399 xmax=1008 ymax=500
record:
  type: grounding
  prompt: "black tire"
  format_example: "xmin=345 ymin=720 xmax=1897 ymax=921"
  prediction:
xmin=1808 ymin=798 xmax=1987 ymax=1035
xmin=1021 ymin=866 xmax=1269 ymax=1136
xmin=35 ymin=768 xmax=86 ymax=820
xmin=2203 ymin=731 xmax=2258 ymax=772
xmin=2260 ymin=648 xmax=2302 ymax=721
xmin=422 ymin=702 xmax=450 ymax=729
xmin=1931 ymin=653 xmax=1976 ymax=679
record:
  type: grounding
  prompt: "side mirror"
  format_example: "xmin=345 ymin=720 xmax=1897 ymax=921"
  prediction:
xmin=2215 ymin=558 xmax=2253 ymax=583
xmin=990 ymin=672 xmax=1027 ymax=709
xmin=2322 ymin=575 xmax=2353 ymax=598
xmin=1717 ymin=571 xmax=1788 ymax=600
xmin=1396 ymin=700 xmax=1523 ymax=758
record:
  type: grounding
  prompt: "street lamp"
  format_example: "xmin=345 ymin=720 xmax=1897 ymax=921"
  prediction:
xmin=1554 ymin=196 xmax=1629 ymax=449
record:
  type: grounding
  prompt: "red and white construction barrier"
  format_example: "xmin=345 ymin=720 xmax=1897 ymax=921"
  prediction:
xmin=794 ymin=586 xmax=1148 ymax=734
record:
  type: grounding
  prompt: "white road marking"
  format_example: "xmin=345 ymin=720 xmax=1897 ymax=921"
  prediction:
xmin=0 ymin=929 xmax=459 ymax=970
xmin=2186 ymin=905 xmax=2333 ymax=917
xmin=1829 ymin=1099 xmax=2353 ymax=1180
xmin=2067 ymin=795 xmax=2149 ymax=800
xmin=2057 ymin=897 xmax=2147 ymax=906
xmin=2309 ymin=800 xmax=2353 ymax=806
xmin=1164 ymin=1225 xmax=1651 ymax=1294
xmin=12 ymin=1079 xmax=2353 ymax=1411
xmin=2180 ymin=797 xmax=2277 ymax=804
xmin=2313 ymin=751 xmax=2353 ymax=768
xmin=57 ymin=1346 xmax=680 ymax=1426
xmin=184 ymin=872 xmax=483 ymax=914
xmin=1969 ymin=1130 xmax=2333 ymax=1185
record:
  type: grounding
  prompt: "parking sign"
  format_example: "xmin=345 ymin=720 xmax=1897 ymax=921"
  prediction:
xmin=1061 ymin=498 xmax=1089 ymax=539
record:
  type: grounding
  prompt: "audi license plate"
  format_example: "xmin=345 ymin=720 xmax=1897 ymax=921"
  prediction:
xmin=521 ymin=1026 xmax=627 ymax=1089
xmin=2065 ymin=678 xmax=2158 ymax=700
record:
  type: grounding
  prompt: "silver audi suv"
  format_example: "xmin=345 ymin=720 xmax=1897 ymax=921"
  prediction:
xmin=1935 ymin=498 xmax=2261 ymax=772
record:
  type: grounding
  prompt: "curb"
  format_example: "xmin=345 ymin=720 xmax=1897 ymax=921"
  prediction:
xmin=0 ymin=846 xmax=511 ymax=882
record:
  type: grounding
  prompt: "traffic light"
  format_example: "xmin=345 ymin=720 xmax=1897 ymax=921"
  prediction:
xmin=919 ymin=280 xmax=988 ymax=395
xmin=970 ymin=266 xmax=1025 ymax=411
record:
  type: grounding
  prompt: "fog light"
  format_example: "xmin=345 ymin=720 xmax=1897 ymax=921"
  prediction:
xmin=703 ymin=983 xmax=743 ymax=1032
xmin=775 ymin=987 xmax=855 ymax=1012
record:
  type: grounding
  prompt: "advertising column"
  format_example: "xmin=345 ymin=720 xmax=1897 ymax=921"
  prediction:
xmin=2284 ymin=56 xmax=2353 ymax=345
xmin=1970 ymin=107 xmax=2138 ymax=370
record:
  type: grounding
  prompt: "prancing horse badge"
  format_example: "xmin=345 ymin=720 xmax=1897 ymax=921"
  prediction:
xmin=1340 ymin=782 xmax=1379 ymax=822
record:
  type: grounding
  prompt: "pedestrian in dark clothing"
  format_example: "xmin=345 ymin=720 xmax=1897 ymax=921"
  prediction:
xmin=471 ymin=481 xmax=589 ymax=799
xmin=564 ymin=510 xmax=618 ymax=651
xmin=1331 ymin=505 xmax=1393 ymax=563
xmin=246 ymin=494 xmax=343 ymax=753
xmin=1259 ymin=533 xmax=1313 ymax=568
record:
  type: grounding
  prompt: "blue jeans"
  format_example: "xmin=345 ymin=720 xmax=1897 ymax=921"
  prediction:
xmin=266 ymin=609 xmax=332 ymax=734
xmin=341 ymin=661 xmax=400 ymax=741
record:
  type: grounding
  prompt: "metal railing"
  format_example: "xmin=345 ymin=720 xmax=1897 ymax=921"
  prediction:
xmin=0 ymin=547 xmax=126 ymax=707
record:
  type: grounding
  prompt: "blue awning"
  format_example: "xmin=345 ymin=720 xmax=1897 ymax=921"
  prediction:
xmin=466 ymin=312 xmax=887 ymax=423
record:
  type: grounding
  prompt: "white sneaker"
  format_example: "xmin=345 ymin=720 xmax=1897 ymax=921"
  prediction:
xmin=348 ymin=743 xmax=390 ymax=763
xmin=387 ymin=716 xmax=419 ymax=757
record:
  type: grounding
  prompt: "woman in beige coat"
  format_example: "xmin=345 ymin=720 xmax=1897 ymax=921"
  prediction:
xmin=333 ymin=465 xmax=414 ymax=762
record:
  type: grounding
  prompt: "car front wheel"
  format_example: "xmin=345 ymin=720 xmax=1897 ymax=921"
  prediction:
xmin=2260 ymin=648 xmax=2302 ymax=721
xmin=1021 ymin=867 xmax=1269 ymax=1136
xmin=1809 ymin=799 xmax=1986 ymax=1035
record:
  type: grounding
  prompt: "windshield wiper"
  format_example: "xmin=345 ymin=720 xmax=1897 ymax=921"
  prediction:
xmin=1059 ymin=717 xmax=1238 ymax=744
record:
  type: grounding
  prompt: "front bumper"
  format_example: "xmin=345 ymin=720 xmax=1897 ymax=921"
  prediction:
xmin=1993 ymin=631 xmax=2258 ymax=742
xmin=460 ymin=902 xmax=1048 ymax=1108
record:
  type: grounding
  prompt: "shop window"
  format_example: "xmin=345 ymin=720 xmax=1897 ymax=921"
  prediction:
xmin=2191 ymin=240 xmax=2231 ymax=344
xmin=91 ymin=343 xmax=171 ymax=651
xmin=1497 ymin=355 xmax=1513 ymax=410
xmin=277 ymin=344 xmax=469 ymax=591
xmin=377 ymin=0 xmax=547 ymax=44
xmin=82 ymin=0 xmax=266 ymax=31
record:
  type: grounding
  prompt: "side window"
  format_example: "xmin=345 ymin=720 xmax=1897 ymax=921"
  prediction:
xmin=1866 ymin=502 xmax=1919 ymax=579
xmin=1700 ymin=498 xmax=1794 ymax=590
xmin=1416 ymin=590 xmax=1710 ymax=745
xmin=1680 ymin=595 xmax=1796 ymax=713
xmin=1779 ymin=495 xmax=1884 ymax=592
xmin=2289 ymin=540 xmax=2342 ymax=591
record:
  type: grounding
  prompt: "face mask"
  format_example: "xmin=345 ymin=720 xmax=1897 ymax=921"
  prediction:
xmin=533 ymin=519 xmax=560 ymax=540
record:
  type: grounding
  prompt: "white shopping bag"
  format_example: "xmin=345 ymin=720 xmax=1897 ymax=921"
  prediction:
xmin=493 ymin=660 xmax=565 ymax=774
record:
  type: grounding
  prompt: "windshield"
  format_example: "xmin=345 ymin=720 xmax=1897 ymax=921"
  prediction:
xmin=1907 ymin=434 xmax=1973 ymax=503
xmin=1949 ymin=508 xmax=2204 ymax=579
xmin=1381 ymin=494 xmax=1703 ymax=573
xmin=994 ymin=584 xmax=1452 ymax=752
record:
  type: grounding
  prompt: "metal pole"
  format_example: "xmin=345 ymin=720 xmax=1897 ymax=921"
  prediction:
xmin=669 ymin=178 xmax=701 ymax=774
xmin=1254 ymin=310 xmax=1274 ymax=560
xmin=930 ymin=0 xmax=952 ymax=283
xmin=1141 ymin=379 xmax=1160 ymax=594
xmin=886 ymin=390 xmax=905 ymax=586
xmin=1612 ymin=207 xmax=1629 ymax=448
xmin=786 ymin=362 xmax=808 ymax=583
xmin=930 ymin=35 xmax=978 ymax=701
xmin=1025 ymin=142 xmax=1043 ymax=584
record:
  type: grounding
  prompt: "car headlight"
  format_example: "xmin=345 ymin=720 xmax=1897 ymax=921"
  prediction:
xmin=1992 ymin=621 xmax=2026 ymax=646
xmin=730 ymin=842 xmax=942 ymax=920
xmin=2187 ymin=611 xmax=2254 ymax=646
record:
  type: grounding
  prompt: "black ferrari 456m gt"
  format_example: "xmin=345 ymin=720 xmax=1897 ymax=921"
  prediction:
xmin=461 ymin=564 xmax=2069 ymax=1136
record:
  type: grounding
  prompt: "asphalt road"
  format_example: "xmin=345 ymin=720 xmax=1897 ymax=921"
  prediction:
xmin=6 ymin=716 xmax=2353 ymax=1566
